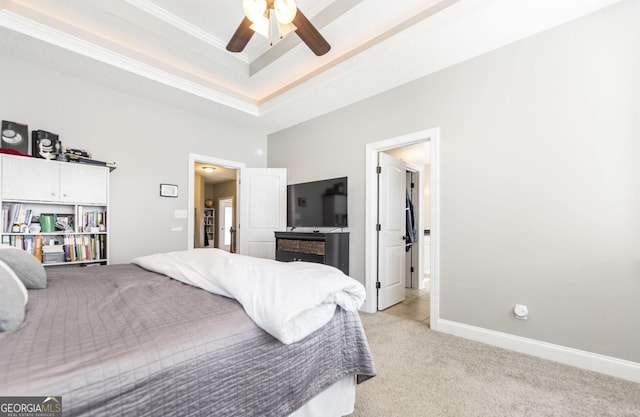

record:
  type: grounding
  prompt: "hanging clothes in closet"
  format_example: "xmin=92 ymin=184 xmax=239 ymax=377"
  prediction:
xmin=405 ymin=190 xmax=417 ymax=251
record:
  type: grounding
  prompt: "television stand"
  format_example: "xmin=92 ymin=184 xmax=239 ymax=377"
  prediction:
xmin=275 ymin=231 xmax=349 ymax=275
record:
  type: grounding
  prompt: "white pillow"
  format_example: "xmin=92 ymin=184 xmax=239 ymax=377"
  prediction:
xmin=0 ymin=259 xmax=28 ymax=332
xmin=0 ymin=245 xmax=46 ymax=288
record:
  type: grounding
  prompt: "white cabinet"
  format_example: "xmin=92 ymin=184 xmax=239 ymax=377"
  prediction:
xmin=1 ymin=155 xmax=107 ymax=204
xmin=0 ymin=154 xmax=111 ymax=267
xmin=1 ymin=156 xmax=59 ymax=201
xmin=59 ymin=163 xmax=108 ymax=204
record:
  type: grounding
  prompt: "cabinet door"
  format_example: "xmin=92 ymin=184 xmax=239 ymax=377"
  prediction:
xmin=1 ymin=155 xmax=60 ymax=201
xmin=59 ymin=163 xmax=108 ymax=204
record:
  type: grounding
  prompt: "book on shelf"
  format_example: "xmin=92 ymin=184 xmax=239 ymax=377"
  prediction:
xmin=92 ymin=235 xmax=99 ymax=260
xmin=2 ymin=203 xmax=36 ymax=232
xmin=77 ymin=206 xmax=107 ymax=233
xmin=75 ymin=235 xmax=81 ymax=261
xmin=5 ymin=203 xmax=20 ymax=232
xmin=23 ymin=235 xmax=34 ymax=255
xmin=83 ymin=235 xmax=90 ymax=260
xmin=65 ymin=235 xmax=96 ymax=261
xmin=63 ymin=236 xmax=71 ymax=261
xmin=25 ymin=209 xmax=33 ymax=230
xmin=65 ymin=235 xmax=76 ymax=262
xmin=34 ymin=235 xmax=42 ymax=262
xmin=63 ymin=234 xmax=103 ymax=261
xmin=8 ymin=203 xmax=19 ymax=227
xmin=2 ymin=208 xmax=8 ymax=233
xmin=17 ymin=206 xmax=26 ymax=226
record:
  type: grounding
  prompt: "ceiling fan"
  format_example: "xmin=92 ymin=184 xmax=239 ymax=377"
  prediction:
xmin=226 ymin=0 xmax=331 ymax=56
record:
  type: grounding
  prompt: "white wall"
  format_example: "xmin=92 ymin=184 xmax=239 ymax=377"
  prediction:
xmin=268 ymin=0 xmax=640 ymax=363
xmin=0 ymin=55 xmax=267 ymax=263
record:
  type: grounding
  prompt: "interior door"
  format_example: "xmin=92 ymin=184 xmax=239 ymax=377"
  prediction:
xmin=378 ymin=152 xmax=406 ymax=310
xmin=239 ymin=168 xmax=287 ymax=259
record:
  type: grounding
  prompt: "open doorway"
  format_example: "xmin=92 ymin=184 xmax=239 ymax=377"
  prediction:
xmin=384 ymin=146 xmax=431 ymax=290
xmin=193 ymin=162 xmax=238 ymax=251
xmin=188 ymin=153 xmax=288 ymax=259
xmin=188 ymin=154 xmax=245 ymax=251
xmin=364 ymin=128 xmax=440 ymax=330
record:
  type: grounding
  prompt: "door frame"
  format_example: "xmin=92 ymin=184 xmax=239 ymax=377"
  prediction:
xmin=405 ymin=162 xmax=424 ymax=290
xmin=364 ymin=128 xmax=441 ymax=331
xmin=188 ymin=153 xmax=245 ymax=250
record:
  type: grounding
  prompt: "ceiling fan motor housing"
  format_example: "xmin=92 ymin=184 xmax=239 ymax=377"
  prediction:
xmin=228 ymin=0 xmax=330 ymax=56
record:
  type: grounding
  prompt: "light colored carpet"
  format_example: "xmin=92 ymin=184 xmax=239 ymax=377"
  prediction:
xmin=349 ymin=311 xmax=640 ymax=417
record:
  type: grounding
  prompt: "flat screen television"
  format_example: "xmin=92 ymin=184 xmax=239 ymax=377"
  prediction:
xmin=287 ymin=177 xmax=348 ymax=228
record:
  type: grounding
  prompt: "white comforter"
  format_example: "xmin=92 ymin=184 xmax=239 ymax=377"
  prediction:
xmin=132 ymin=249 xmax=366 ymax=344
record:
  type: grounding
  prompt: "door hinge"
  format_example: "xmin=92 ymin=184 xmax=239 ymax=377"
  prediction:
xmin=376 ymin=166 xmax=382 ymax=174
xmin=411 ymin=182 xmax=415 ymax=188
xmin=410 ymin=266 xmax=414 ymax=273
xmin=376 ymin=224 xmax=381 ymax=231
xmin=376 ymin=281 xmax=381 ymax=289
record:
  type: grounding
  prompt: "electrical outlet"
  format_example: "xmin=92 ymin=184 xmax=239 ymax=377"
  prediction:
xmin=514 ymin=304 xmax=528 ymax=320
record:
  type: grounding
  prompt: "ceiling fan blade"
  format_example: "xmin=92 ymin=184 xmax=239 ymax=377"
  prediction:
xmin=292 ymin=9 xmax=330 ymax=56
xmin=226 ymin=17 xmax=254 ymax=52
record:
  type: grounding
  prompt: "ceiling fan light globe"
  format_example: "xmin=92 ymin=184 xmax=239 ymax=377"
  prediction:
xmin=274 ymin=0 xmax=297 ymax=24
xmin=242 ymin=0 xmax=267 ymax=23
xmin=250 ymin=15 xmax=271 ymax=39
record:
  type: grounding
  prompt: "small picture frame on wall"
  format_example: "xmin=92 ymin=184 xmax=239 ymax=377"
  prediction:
xmin=160 ymin=183 xmax=178 ymax=198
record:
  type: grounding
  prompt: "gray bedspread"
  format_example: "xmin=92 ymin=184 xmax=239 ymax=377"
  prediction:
xmin=0 ymin=264 xmax=376 ymax=417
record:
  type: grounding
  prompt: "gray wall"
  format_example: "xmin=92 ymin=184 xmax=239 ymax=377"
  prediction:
xmin=268 ymin=0 xmax=640 ymax=362
xmin=0 ymin=55 xmax=267 ymax=263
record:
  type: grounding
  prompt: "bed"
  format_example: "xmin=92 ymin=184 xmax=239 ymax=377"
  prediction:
xmin=0 ymin=250 xmax=376 ymax=417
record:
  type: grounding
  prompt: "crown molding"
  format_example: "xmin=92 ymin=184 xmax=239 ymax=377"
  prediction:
xmin=0 ymin=9 xmax=259 ymax=116
xmin=122 ymin=0 xmax=250 ymax=65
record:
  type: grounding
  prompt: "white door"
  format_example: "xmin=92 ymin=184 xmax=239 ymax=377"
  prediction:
xmin=239 ymin=168 xmax=287 ymax=259
xmin=378 ymin=152 xmax=406 ymax=310
xmin=218 ymin=197 xmax=233 ymax=251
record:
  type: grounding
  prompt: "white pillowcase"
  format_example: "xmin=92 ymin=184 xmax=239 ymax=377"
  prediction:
xmin=0 ymin=259 xmax=28 ymax=332
xmin=0 ymin=244 xmax=46 ymax=289
xmin=0 ymin=259 xmax=28 ymax=305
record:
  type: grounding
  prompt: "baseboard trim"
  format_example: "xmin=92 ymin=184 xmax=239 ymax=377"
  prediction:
xmin=438 ymin=319 xmax=640 ymax=383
